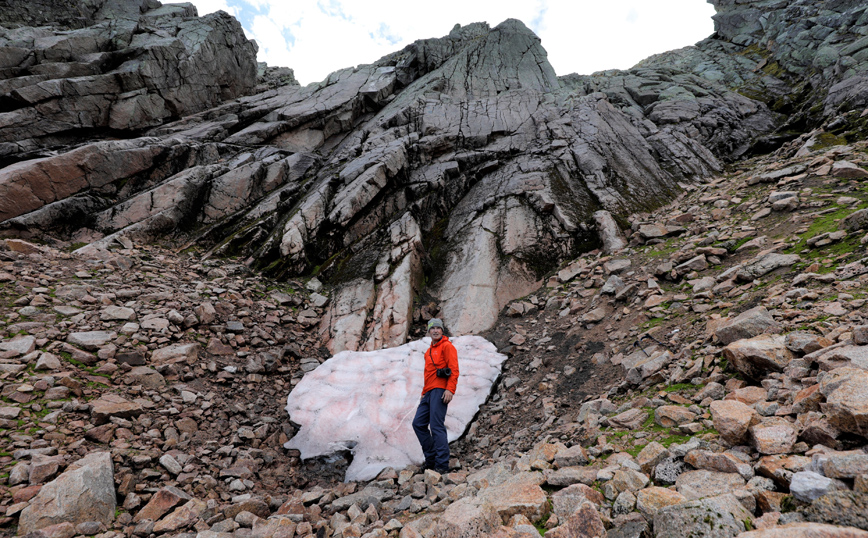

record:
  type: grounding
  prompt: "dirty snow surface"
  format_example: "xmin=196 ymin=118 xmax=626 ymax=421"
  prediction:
xmin=285 ymin=336 xmax=507 ymax=481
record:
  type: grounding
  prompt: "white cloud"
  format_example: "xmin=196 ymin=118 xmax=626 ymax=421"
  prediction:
xmin=189 ymin=0 xmax=716 ymax=85
xmin=190 ymin=0 xmax=238 ymax=17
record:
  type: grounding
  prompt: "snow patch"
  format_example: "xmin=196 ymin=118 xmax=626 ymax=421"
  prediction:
xmin=285 ymin=335 xmax=507 ymax=481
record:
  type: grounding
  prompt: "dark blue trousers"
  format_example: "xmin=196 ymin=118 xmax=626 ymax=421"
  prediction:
xmin=412 ymin=388 xmax=449 ymax=470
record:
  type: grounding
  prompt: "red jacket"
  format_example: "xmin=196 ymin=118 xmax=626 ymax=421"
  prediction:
xmin=422 ymin=336 xmax=459 ymax=395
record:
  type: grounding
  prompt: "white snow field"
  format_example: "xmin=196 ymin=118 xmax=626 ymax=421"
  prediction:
xmin=285 ymin=335 xmax=507 ymax=481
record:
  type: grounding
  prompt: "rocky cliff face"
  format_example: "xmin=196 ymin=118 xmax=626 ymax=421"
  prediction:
xmin=0 ymin=0 xmax=866 ymax=352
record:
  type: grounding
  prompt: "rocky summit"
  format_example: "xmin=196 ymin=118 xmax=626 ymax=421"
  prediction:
xmin=2 ymin=0 xmax=868 ymax=537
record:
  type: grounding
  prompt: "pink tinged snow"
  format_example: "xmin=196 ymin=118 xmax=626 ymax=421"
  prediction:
xmin=285 ymin=335 xmax=507 ymax=482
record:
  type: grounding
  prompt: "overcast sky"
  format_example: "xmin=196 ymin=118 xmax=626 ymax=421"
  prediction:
xmin=189 ymin=0 xmax=717 ymax=86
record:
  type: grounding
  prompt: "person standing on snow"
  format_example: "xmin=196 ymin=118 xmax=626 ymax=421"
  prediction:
xmin=412 ymin=318 xmax=459 ymax=474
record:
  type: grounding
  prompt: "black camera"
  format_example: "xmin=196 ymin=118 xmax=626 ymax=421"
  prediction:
xmin=436 ymin=367 xmax=452 ymax=378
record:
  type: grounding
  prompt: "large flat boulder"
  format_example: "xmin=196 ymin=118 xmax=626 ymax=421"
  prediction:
xmin=18 ymin=452 xmax=115 ymax=533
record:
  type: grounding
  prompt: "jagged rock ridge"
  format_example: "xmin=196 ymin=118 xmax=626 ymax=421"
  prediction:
xmin=0 ymin=0 xmax=866 ymax=353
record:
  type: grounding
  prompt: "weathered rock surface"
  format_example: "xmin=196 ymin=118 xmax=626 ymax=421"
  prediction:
xmin=19 ymin=452 xmax=115 ymax=533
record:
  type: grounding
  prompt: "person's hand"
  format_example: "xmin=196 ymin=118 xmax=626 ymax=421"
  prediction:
xmin=442 ymin=390 xmax=453 ymax=404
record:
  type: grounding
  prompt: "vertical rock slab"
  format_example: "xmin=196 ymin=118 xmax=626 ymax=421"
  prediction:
xmin=18 ymin=451 xmax=115 ymax=533
xmin=285 ymin=336 xmax=506 ymax=481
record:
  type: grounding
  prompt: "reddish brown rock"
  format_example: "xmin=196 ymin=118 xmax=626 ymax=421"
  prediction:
xmin=133 ymin=486 xmax=191 ymax=523
xmin=750 ymin=418 xmax=798 ymax=455
xmin=654 ymin=406 xmax=696 ymax=427
xmin=635 ymin=486 xmax=687 ymax=518
xmin=711 ymin=400 xmax=760 ymax=445
xmin=91 ymin=394 xmax=143 ymax=425
xmin=544 ymin=501 xmax=605 ymax=538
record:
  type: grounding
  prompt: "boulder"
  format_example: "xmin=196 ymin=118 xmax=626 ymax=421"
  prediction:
xmin=434 ymin=497 xmax=502 ymax=538
xmin=711 ymin=400 xmax=760 ymax=445
xmin=684 ymin=450 xmax=753 ymax=480
xmin=609 ymin=408 xmax=648 ymax=429
xmin=724 ymin=334 xmax=794 ymax=379
xmin=133 ymin=486 xmax=191 ymax=523
xmin=654 ymin=406 xmax=697 ymax=427
xmin=675 ymin=470 xmax=747 ymax=501
xmin=819 ymin=368 xmax=868 ymax=437
xmin=544 ymin=501 xmax=605 ymax=538
xmin=150 ymin=343 xmax=200 ymax=365
xmin=736 ymin=253 xmax=800 ymax=282
xmin=714 ymin=307 xmax=781 ymax=345
xmin=635 ymin=486 xmax=686 ymax=518
xmin=750 ymin=418 xmax=798 ymax=455
xmin=90 ymin=394 xmax=143 ymax=424
xmin=652 ymin=494 xmax=752 ymax=538
xmin=551 ymin=484 xmax=604 ymax=519
xmin=790 ymin=471 xmax=837 ymax=503
xmin=66 ymin=331 xmax=116 ymax=351
xmin=804 ymin=491 xmax=868 ymax=531
xmin=18 ymin=452 xmax=115 ymax=533
xmin=814 ymin=345 xmax=868 ymax=372
xmin=785 ymin=332 xmax=833 ymax=355
xmin=123 ymin=366 xmax=165 ymax=390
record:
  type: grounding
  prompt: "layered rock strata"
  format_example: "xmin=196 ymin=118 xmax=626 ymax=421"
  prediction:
xmin=1 ymin=1 xmax=867 ymax=351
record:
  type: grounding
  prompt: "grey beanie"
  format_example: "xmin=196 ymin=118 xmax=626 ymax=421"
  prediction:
xmin=427 ymin=318 xmax=444 ymax=331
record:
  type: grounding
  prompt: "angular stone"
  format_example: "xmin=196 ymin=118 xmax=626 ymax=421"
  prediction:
xmin=750 ymin=419 xmax=798 ymax=455
xmin=18 ymin=452 xmax=115 ymax=534
xmin=684 ymin=450 xmax=753 ymax=480
xmin=785 ymin=332 xmax=833 ymax=355
xmin=550 ymin=484 xmax=604 ymax=519
xmin=626 ymin=351 xmax=672 ymax=385
xmin=814 ymin=345 xmax=868 ymax=372
xmin=654 ymin=405 xmax=696 ymax=427
xmin=652 ymin=494 xmax=751 ymax=538
xmin=821 ymin=453 xmax=868 ymax=479
xmin=66 ymin=331 xmax=116 ymax=351
xmin=152 ymin=499 xmax=207 ymax=534
xmin=635 ymin=486 xmax=686 ymax=518
xmin=675 ymin=470 xmax=746 ymax=501
xmin=790 ymin=471 xmax=836 ymax=503
xmin=636 ymin=442 xmax=669 ymax=475
xmin=0 ymin=334 xmax=36 ymax=355
xmin=133 ymin=486 xmax=191 ymax=523
xmin=544 ymin=501 xmax=606 ymax=538
xmin=35 ymin=352 xmax=62 ymax=371
xmin=100 ymin=306 xmax=136 ymax=321
xmin=434 ymin=497 xmax=501 ymax=538
xmin=711 ymin=400 xmax=760 ymax=445
xmin=736 ymin=253 xmax=800 ymax=282
xmin=123 ymin=366 xmax=165 ymax=389
xmin=804 ymin=491 xmax=868 ymax=531
xmin=819 ymin=368 xmax=868 ymax=437
xmin=553 ymin=445 xmax=588 ymax=468
xmin=724 ymin=334 xmax=793 ymax=379
xmin=90 ymin=394 xmax=143 ymax=424
xmin=714 ymin=307 xmax=781 ymax=345
xmin=609 ymin=408 xmax=647 ymax=429
xmin=611 ymin=469 xmax=650 ymax=493
xmin=151 ymin=343 xmax=199 ymax=365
